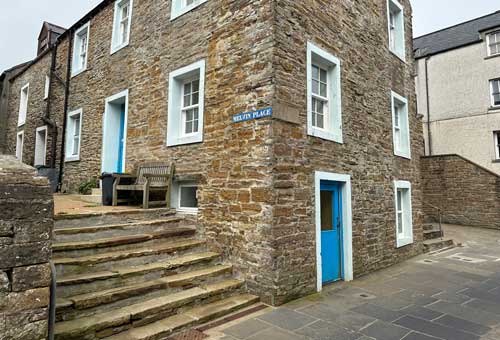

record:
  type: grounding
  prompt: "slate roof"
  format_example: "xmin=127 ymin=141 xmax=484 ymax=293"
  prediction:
xmin=414 ymin=10 xmax=500 ymax=59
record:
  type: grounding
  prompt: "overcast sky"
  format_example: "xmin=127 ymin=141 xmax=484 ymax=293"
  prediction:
xmin=0 ymin=1 xmax=499 ymax=72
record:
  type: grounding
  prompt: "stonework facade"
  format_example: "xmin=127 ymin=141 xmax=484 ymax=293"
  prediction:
xmin=2 ymin=0 xmax=424 ymax=304
xmin=0 ymin=155 xmax=53 ymax=340
xmin=421 ymin=155 xmax=500 ymax=229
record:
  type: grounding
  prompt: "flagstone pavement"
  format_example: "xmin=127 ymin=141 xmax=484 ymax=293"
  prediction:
xmin=205 ymin=225 xmax=500 ymax=340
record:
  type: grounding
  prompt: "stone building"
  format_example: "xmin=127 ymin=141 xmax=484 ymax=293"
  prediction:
xmin=414 ymin=10 xmax=500 ymax=175
xmin=2 ymin=0 xmax=424 ymax=305
xmin=3 ymin=22 xmax=68 ymax=191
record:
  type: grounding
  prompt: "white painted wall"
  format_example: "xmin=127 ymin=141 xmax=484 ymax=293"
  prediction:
xmin=415 ymin=38 xmax=500 ymax=174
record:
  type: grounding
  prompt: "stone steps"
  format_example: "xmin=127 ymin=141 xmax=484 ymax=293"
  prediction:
xmin=54 ymin=217 xmax=184 ymax=241
xmin=54 ymin=280 xmax=250 ymax=340
xmin=57 ymin=252 xmax=222 ymax=298
xmin=54 ymin=239 xmax=206 ymax=275
xmin=423 ymin=227 xmax=443 ymax=240
xmin=423 ymin=238 xmax=454 ymax=253
xmin=54 ymin=208 xmax=176 ymax=228
xmin=56 ymin=265 xmax=234 ymax=320
xmin=104 ymin=294 xmax=260 ymax=340
xmin=53 ymin=227 xmax=197 ymax=257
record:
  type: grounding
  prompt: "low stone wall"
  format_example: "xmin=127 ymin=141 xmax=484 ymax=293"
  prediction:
xmin=0 ymin=155 xmax=53 ymax=339
xmin=421 ymin=154 xmax=500 ymax=229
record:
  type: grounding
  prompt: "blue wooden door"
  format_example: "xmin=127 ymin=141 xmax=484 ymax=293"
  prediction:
xmin=117 ymin=107 xmax=125 ymax=173
xmin=320 ymin=181 xmax=343 ymax=283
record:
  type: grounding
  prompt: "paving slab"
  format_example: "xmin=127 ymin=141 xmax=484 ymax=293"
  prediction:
xmin=360 ymin=320 xmax=410 ymax=340
xmin=426 ymin=300 xmax=500 ymax=327
xmin=223 ymin=318 xmax=271 ymax=339
xmin=399 ymin=305 xmax=443 ymax=321
xmin=247 ymin=327 xmax=308 ymax=340
xmin=295 ymin=320 xmax=363 ymax=340
xmin=394 ymin=315 xmax=479 ymax=340
xmin=433 ymin=314 xmax=490 ymax=336
xmin=402 ymin=332 xmax=441 ymax=340
xmin=350 ymin=303 xmax=405 ymax=322
xmin=256 ymin=308 xmax=317 ymax=331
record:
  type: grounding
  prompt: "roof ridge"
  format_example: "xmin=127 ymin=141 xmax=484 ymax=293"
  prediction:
xmin=414 ymin=9 xmax=500 ymax=40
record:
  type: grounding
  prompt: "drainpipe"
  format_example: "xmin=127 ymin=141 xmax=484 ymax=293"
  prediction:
xmin=57 ymin=33 xmax=73 ymax=191
xmin=44 ymin=44 xmax=58 ymax=169
xmin=425 ymin=56 xmax=432 ymax=156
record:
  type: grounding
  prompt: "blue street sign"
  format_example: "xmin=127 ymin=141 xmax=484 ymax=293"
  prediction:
xmin=232 ymin=107 xmax=272 ymax=123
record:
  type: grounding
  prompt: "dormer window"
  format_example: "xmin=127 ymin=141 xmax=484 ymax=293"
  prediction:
xmin=171 ymin=0 xmax=208 ymax=20
xmin=71 ymin=22 xmax=90 ymax=77
xmin=487 ymin=31 xmax=500 ymax=57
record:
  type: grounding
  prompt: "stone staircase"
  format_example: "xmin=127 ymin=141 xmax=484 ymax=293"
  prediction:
xmin=53 ymin=209 xmax=259 ymax=340
xmin=423 ymin=223 xmax=454 ymax=253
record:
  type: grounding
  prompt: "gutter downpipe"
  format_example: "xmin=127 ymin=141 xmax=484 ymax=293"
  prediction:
xmin=425 ymin=56 xmax=432 ymax=156
xmin=57 ymin=32 xmax=73 ymax=191
xmin=44 ymin=44 xmax=58 ymax=169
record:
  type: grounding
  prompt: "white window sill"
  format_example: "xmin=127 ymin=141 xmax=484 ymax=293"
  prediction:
xmin=308 ymin=127 xmax=343 ymax=144
xmin=167 ymin=133 xmax=203 ymax=147
xmin=111 ymin=42 xmax=129 ymax=55
xmin=396 ymin=237 xmax=413 ymax=248
xmin=177 ymin=207 xmax=198 ymax=214
xmin=17 ymin=121 xmax=26 ymax=127
xmin=170 ymin=0 xmax=208 ymax=21
xmin=71 ymin=67 xmax=87 ymax=78
xmin=65 ymin=156 xmax=80 ymax=163
xmin=389 ymin=49 xmax=406 ymax=63
xmin=394 ymin=150 xmax=411 ymax=160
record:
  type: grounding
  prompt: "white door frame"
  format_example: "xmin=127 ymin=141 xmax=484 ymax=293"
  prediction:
xmin=102 ymin=89 xmax=129 ymax=173
xmin=314 ymin=171 xmax=353 ymax=292
xmin=34 ymin=125 xmax=48 ymax=166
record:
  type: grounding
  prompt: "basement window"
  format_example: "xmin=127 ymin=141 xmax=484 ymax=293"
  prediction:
xmin=491 ymin=79 xmax=500 ymax=108
xmin=167 ymin=60 xmax=205 ymax=147
xmin=111 ymin=0 xmax=133 ymax=54
xmin=65 ymin=109 xmax=83 ymax=162
xmin=71 ymin=22 xmax=90 ymax=77
xmin=394 ymin=180 xmax=413 ymax=248
xmin=16 ymin=131 xmax=24 ymax=162
xmin=387 ymin=0 xmax=405 ymax=61
xmin=391 ymin=91 xmax=411 ymax=159
xmin=18 ymin=83 xmax=29 ymax=126
xmin=487 ymin=31 xmax=500 ymax=57
xmin=172 ymin=181 xmax=198 ymax=213
xmin=171 ymin=0 xmax=208 ymax=20
xmin=34 ymin=126 xmax=48 ymax=166
xmin=307 ymin=42 xmax=343 ymax=143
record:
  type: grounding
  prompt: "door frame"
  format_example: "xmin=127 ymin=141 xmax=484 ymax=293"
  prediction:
xmin=102 ymin=89 xmax=129 ymax=173
xmin=315 ymin=171 xmax=353 ymax=292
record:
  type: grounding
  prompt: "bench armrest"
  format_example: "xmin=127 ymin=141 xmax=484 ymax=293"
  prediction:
xmin=112 ymin=173 xmax=135 ymax=179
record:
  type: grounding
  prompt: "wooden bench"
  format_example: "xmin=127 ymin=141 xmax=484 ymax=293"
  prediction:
xmin=112 ymin=163 xmax=175 ymax=209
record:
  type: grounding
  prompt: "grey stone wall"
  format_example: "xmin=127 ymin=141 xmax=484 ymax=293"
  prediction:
xmin=421 ymin=154 xmax=500 ymax=229
xmin=0 ymin=155 xmax=53 ymax=340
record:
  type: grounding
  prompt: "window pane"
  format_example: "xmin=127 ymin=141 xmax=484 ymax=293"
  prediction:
xmin=320 ymin=69 xmax=327 ymax=83
xmin=312 ymin=65 xmax=319 ymax=81
xmin=320 ymin=83 xmax=327 ymax=97
xmin=193 ymin=107 xmax=199 ymax=120
xmin=184 ymin=82 xmax=191 ymax=95
xmin=397 ymin=212 xmax=403 ymax=234
xmin=494 ymin=94 xmax=500 ymax=106
xmin=312 ymin=79 xmax=319 ymax=95
xmin=183 ymin=94 xmax=191 ymax=107
xmin=74 ymin=117 xmax=81 ymax=135
xmin=320 ymin=191 xmax=333 ymax=231
xmin=185 ymin=121 xmax=193 ymax=134
xmin=185 ymin=109 xmax=193 ymax=121
xmin=394 ymin=105 xmax=400 ymax=126
xmin=316 ymin=114 xmax=324 ymax=129
xmin=180 ymin=186 xmax=198 ymax=208
xmin=192 ymin=79 xmax=200 ymax=92
xmin=192 ymin=91 xmax=199 ymax=105
xmin=397 ymin=190 xmax=402 ymax=211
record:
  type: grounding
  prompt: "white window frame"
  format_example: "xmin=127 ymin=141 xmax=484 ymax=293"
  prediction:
xmin=490 ymin=79 xmax=500 ymax=108
xmin=487 ymin=31 xmax=500 ymax=57
xmin=44 ymin=75 xmax=50 ymax=100
xmin=167 ymin=60 xmax=205 ymax=147
xmin=18 ymin=83 xmax=29 ymax=127
xmin=307 ymin=42 xmax=342 ymax=144
xmin=71 ymin=22 xmax=90 ymax=77
xmin=391 ymin=91 xmax=411 ymax=159
xmin=65 ymin=109 xmax=83 ymax=162
xmin=179 ymin=183 xmax=198 ymax=213
xmin=387 ymin=0 xmax=406 ymax=61
xmin=15 ymin=131 xmax=24 ymax=162
xmin=394 ymin=180 xmax=413 ymax=248
xmin=111 ymin=0 xmax=133 ymax=54
xmin=34 ymin=126 xmax=48 ymax=166
xmin=494 ymin=131 xmax=500 ymax=161
xmin=170 ymin=0 xmax=208 ymax=20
